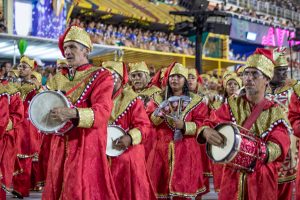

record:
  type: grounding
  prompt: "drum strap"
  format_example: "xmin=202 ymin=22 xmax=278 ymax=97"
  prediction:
xmin=242 ymin=98 xmax=268 ymax=130
xmin=66 ymin=75 xmax=93 ymax=96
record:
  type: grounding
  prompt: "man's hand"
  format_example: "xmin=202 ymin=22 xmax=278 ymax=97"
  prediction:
xmin=112 ymin=135 xmax=132 ymax=150
xmin=203 ymin=128 xmax=224 ymax=147
xmin=173 ymin=119 xmax=185 ymax=130
xmin=49 ymin=107 xmax=77 ymax=123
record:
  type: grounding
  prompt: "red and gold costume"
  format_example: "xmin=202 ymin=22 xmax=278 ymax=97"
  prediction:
xmin=147 ymin=63 xmax=209 ymax=199
xmin=265 ymin=48 xmax=299 ymax=200
xmin=288 ymin=83 xmax=300 ymax=200
xmin=42 ymin=26 xmax=118 ymax=200
xmin=0 ymin=88 xmax=10 ymax=199
xmin=104 ymin=61 xmax=156 ymax=200
xmin=0 ymin=83 xmax=23 ymax=200
xmin=198 ymin=49 xmax=291 ymax=200
xmin=12 ymin=57 xmax=42 ymax=197
xmin=129 ymin=61 xmax=161 ymax=160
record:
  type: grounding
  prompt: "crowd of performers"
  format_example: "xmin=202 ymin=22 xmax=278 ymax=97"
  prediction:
xmin=0 ymin=25 xmax=299 ymax=200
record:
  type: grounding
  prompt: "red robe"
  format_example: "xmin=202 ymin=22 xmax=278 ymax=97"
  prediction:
xmin=288 ymin=90 xmax=300 ymax=200
xmin=109 ymin=87 xmax=156 ymax=200
xmin=266 ymin=80 xmax=299 ymax=200
xmin=0 ymin=83 xmax=24 ymax=192
xmin=12 ymin=83 xmax=42 ymax=197
xmin=0 ymin=91 xmax=12 ymax=199
xmin=147 ymin=93 xmax=209 ymax=198
xmin=200 ymin=95 xmax=291 ymax=200
xmin=43 ymin=64 xmax=119 ymax=200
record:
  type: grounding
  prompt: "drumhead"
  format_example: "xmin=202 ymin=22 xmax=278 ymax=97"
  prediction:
xmin=106 ymin=125 xmax=126 ymax=157
xmin=29 ymin=91 xmax=70 ymax=133
xmin=206 ymin=123 xmax=240 ymax=162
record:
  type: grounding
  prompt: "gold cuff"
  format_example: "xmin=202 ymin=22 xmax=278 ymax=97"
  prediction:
xmin=128 ymin=128 xmax=142 ymax=145
xmin=267 ymin=141 xmax=282 ymax=163
xmin=77 ymin=108 xmax=94 ymax=128
xmin=196 ymin=126 xmax=210 ymax=143
xmin=6 ymin=119 xmax=13 ymax=131
xmin=184 ymin=122 xmax=197 ymax=135
xmin=150 ymin=113 xmax=164 ymax=126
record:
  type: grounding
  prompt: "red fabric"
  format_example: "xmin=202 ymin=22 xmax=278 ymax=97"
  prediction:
xmin=288 ymin=92 xmax=300 ymax=200
xmin=38 ymin=134 xmax=52 ymax=185
xmin=121 ymin=62 xmax=128 ymax=85
xmin=204 ymin=96 xmax=290 ymax=200
xmin=0 ymin=95 xmax=10 ymax=195
xmin=277 ymin=182 xmax=293 ymax=200
xmin=42 ymin=66 xmax=119 ymax=200
xmin=0 ymin=93 xmax=24 ymax=191
xmin=13 ymin=87 xmax=42 ymax=196
xmin=147 ymin=98 xmax=209 ymax=198
xmin=150 ymin=69 xmax=163 ymax=88
xmin=254 ymin=48 xmax=275 ymax=64
xmin=58 ymin=26 xmax=72 ymax=57
xmin=110 ymin=88 xmax=156 ymax=200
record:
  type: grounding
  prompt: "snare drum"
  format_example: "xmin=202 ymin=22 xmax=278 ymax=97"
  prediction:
xmin=29 ymin=90 xmax=73 ymax=135
xmin=106 ymin=125 xmax=126 ymax=157
xmin=206 ymin=123 xmax=267 ymax=172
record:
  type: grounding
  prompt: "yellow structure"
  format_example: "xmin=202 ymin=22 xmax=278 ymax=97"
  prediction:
xmin=92 ymin=46 xmax=245 ymax=73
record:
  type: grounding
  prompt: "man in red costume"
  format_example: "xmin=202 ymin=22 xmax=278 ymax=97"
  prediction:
xmin=12 ymin=56 xmax=42 ymax=198
xmin=266 ymin=47 xmax=299 ymax=200
xmin=128 ymin=61 xmax=161 ymax=159
xmin=0 ymin=87 xmax=11 ymax=199
xmin=198 ymin=48 xmax=291 ymax=200
xmin=0 ymin=73 xmax=24 ymax=200
xmin=287 ymin=74 xmax=300 ymax=200
xmin=43 ymin=25 xmax=118 ymax=200
xmin=103 ymin=61 xmax=156 ymax=200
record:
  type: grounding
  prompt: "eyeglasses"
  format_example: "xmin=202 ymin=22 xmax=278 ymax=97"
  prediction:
xmin=243 ymin=70 xmax=263 ymax=79
xmin=17 ymin=65 xmax=31 ymax=70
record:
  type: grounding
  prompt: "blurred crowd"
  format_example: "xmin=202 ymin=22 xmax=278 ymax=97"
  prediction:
xmin=69 ymin=18 xmax=195 ymax=55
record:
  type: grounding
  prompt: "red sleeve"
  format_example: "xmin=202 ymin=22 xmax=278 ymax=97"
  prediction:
xmin=266 ymin=123 xmax=291 ymax=162
xmin=204 ymin=103 xmax=232 ymax=128
xmin=83 ymin=69 xmax=114 ymax=129
xmin=129 ymin=99 xmax=151 ymax=143
xmin=288 ymin=92 xmax=300 ymax=137
xmin=0 ymin=95 xmax=10 ymax=136
xmin=9 ymin=94 xmax=24 ymax=127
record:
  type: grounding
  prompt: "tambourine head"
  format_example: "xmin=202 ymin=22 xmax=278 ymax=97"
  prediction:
xmin=106 ymin=126 xmax=126 ymax=157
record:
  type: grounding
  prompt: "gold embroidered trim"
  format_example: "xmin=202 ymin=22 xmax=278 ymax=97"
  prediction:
xmin=238 ymin=172 xmax=247 ymax=200
xmin=150 ymin=113 xmax=164 ymax=126
xmin=278 ymin=174 xmax=297 ymax=183
xmin=47 ymin=66 xmax=99 ymax=104
xmin=137 ymin=85 xmax=161 ymax=98
xmin=228 ymin=96 xmax=290 ymax=137
xmin=3 ymin=83 xmax=20 ymax=95
xmin=267 ymin=141 xmax=282 ymax=163
xmin=109 ymin=88 xmax=138 ymax=122
xmin=293 ymin=82 xmax=300 ymax=98
xmin=17 ymin=152 xmax=38 ymax=159
xmin=274 ymin=80 xmax=298 ymax=94
xmin=184 ymin=122 xmax=197 ymax=135
xmin=168 ymin=141 xmax=175 ymax=194
xmin=6 ymin=119 xmax=13 ymax=131
xmin=170 ymin=186 xmax=207 ymax=197
xmin=15 ymin=83 xmax=36 ymax=101
xmin=77 ymin=108 xmax=94 ymax=128
xmin=128 ymin=128 xmax=142 ymax=145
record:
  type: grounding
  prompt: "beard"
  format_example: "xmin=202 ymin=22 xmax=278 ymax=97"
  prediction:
xmin=245 ymin=87 xmax=258 ymax=96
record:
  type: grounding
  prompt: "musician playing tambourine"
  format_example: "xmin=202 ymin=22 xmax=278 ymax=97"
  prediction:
xmin=147 ymin=62 xmax=210 ymax=199
xmin=197 ymin=49 xmax=291 ymax=200
xmin=102 ymin=61 xmax=156 ymax=200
